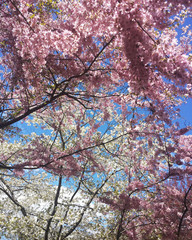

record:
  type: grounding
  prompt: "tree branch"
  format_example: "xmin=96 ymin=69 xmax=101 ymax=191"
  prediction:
xmin=61 ymin=170 xmax=118 ymax=239
xmin=177 ymin=184 xmax=192 ymax=237
xmin=44 ymin=175 xmax=62 ymax=240
xmin=0 ymin=177 xmax=27 ymax=216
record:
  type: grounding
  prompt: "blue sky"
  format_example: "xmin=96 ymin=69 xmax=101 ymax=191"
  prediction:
xmin=177 ymin=16 xmax=192 ymax=133
xmin=180 ymin=98 xmax=192 ymax=133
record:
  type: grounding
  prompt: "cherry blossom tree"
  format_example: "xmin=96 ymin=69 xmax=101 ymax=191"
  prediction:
xmin=0 ymin=0 xmax=192 ymax=239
